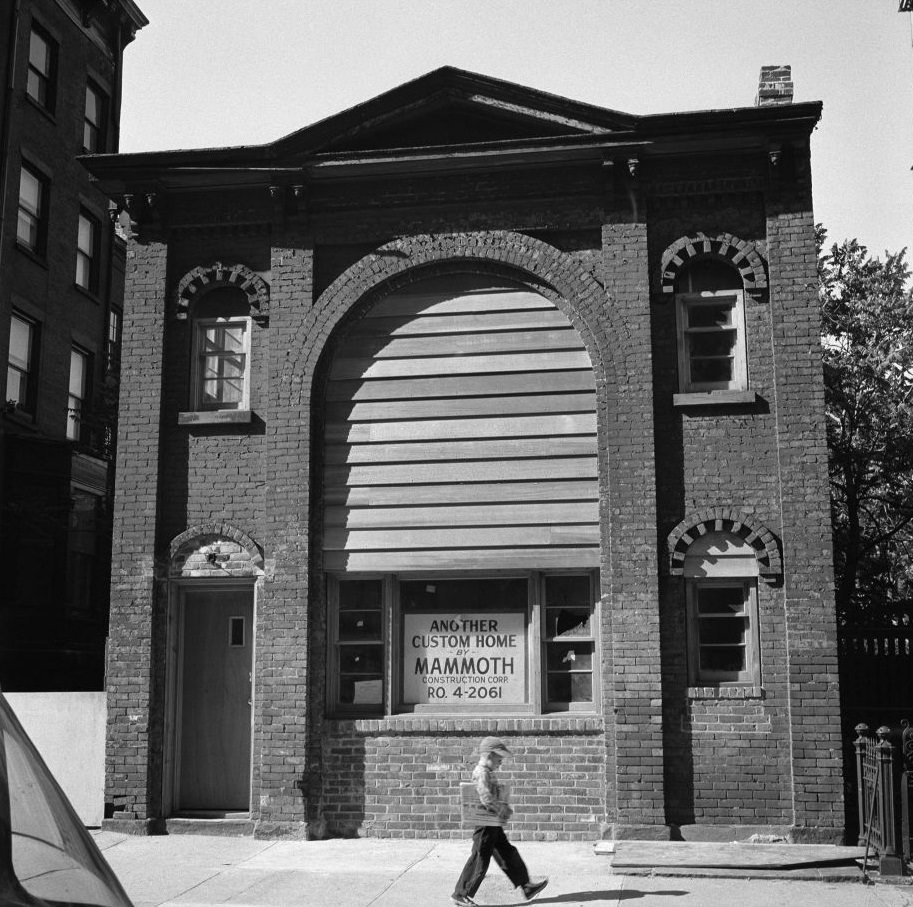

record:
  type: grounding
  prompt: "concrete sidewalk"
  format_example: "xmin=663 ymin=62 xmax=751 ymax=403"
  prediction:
xmin=91 ymin=831 xmax=913 ymax=907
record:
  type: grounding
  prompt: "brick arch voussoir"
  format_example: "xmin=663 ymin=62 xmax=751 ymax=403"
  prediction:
xmin=660 ymin=233 xmax=768 ymax=298
xmin=168 ymin=522 xmax=264 ymax=571
xmin=665 ymin=508 xmax=782 ymax=579
xmin=173 ymin=262 xmax=270 ymax=321
xmin=297 ymin=231 xmax=624 ymax=406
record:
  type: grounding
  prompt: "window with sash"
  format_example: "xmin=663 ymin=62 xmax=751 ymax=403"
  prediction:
xmin=675 ymin=258 xmax=748 ymax=394
xmin=83 ymin=81 xmax=107 ymax=152
xmin=76 ymin=210 xmax=100 ymax=292
xmin=6 ymin=312 xmax=39 ymax=414
xmin=682 ymin=531 xmax=761 ymax=687
xmin=17 ymin=164 xmax=48 ymax=255
xmin=27 ymin=23 xmax=57 ymax=113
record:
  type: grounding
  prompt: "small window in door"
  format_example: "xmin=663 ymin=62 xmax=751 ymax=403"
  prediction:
xmin=229 ymin=616 xmax=245 ymax=647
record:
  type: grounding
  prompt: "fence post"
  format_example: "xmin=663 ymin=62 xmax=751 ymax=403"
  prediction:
xmin=876 ymin=726 xmax=905 ymax=875
xmin=902 ymin=719 xmax=912 ymax=862
xmin=855 ymin=723 xmax=870 ymax=847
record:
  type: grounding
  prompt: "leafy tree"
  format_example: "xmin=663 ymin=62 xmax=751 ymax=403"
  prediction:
xmin=818 ymin=228 xmax=913 ymax=626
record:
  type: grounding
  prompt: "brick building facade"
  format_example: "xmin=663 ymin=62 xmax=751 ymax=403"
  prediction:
xmin=0 ymin=0 xmax=146 ymax=690
xmin=84 ymin=66 xmax=844 ymax=841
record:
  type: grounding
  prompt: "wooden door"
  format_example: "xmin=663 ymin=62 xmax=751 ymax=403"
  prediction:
xmin=176 ymin=587 xmax=253 ymax=812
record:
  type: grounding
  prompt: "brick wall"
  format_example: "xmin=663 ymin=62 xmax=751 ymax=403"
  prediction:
xmin=320 ymin=720 xmax=605 ymax=840
xmin=100 ymin=142 xmax=844 ymax=841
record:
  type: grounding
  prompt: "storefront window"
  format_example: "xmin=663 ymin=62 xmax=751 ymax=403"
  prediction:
xmin=328 ymin=572 xmax=598 ymax=716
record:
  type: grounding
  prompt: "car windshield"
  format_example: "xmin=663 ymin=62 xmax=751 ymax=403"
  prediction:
xmin=0 ymin=692 xmax=133 ymax=906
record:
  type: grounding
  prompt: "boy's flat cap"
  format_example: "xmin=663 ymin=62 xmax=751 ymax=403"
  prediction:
xmin=479 ymin=736 xmax=511 ymax=756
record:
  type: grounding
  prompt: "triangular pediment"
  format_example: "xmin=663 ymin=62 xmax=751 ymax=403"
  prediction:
xmin=273 ymin=67 xmax=635 ymax=160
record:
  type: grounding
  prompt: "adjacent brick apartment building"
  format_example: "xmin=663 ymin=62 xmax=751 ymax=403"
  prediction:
xmin=0 ymin=0 xmax=147 ymax=690
xmin=84 ymin=65 xmax=844 ymax=841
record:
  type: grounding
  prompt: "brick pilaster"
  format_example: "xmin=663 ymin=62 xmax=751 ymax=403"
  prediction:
xmin=104 ymin=230 xmax=168 ymax=829
xmin=601 ymin=197 xmax=666 ymax=836
xmin=767 ymin=175 xmax=844 ymax=838
xmin=253 ymin=227 xmax=315 ymax=837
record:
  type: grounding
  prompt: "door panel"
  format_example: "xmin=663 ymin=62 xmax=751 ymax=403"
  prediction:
xmin=177 ymin=588 xmax=252 ymax=812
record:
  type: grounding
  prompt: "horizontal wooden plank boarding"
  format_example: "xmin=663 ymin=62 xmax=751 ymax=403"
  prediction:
xmin=322 ymin=274 xmax=600 ymax=574
xmin=461 ymin=781 xmax=509 ymax=828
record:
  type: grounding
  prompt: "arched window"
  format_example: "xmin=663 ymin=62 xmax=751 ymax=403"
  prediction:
xmin=190 ymin=287 xmax=251 ymax=412
xmin=675 ymin=259 xmax=748 ymax=394
xmin=683 ymin=530 xmax=761 ymax=687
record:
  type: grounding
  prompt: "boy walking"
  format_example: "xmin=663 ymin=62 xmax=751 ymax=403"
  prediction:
xmin=452 ymin=737 xmax=548 ymax=907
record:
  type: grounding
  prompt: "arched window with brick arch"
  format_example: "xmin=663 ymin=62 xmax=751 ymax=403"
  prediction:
xmin=173 ymin=262 xmax=269 ymax=420
xmin=675 ymin=257 xmax=747 ymax=394
xmin=661 ymin=234 xmax=767 ymax=398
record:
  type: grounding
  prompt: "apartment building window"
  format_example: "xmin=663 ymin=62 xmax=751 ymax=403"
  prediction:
xmin=7 ymin=313 xmax=39 ymax=414
xmin=105 ymin=308 xmax=122 ymax=373
xmin=27 ymin=23 xmax=57 ymax=113
xmin=83 ymin=82 xmax=107 ymax=152
xmin=17 ymin=164 xmax=48 ymax=255
xmin=67 ymin=347 xmax=90 ymax=442
xmin=76 ymin=210 xmax=100 ymax=292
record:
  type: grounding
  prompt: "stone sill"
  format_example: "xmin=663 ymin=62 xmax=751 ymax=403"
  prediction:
xmin=178 ymin=409 xmax=252 ymax=426
xmin=673 ymin=390 xmax=759 ymax=408
xmin=687 ymin=685 xmax=764 ymax=700
xmin=330 ymin=716 xmax=605 ymax=735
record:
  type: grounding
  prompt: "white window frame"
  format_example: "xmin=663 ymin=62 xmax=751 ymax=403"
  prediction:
xmin=676 ymin=290 xmax=748 ymax=393
xmin=17 ymin=163 xmax=47 ymax=254
xmin=67 ymin=346 xmax=90 ymax=442
xmin=327 ymin=570 xmax=600 ymax=718
xmin=27 ymin=23 xmax=56 ymax=112
xmin=685 ymin=578 xmax=760 ymax=687
xmin=76 ymin=210 xmax=99 ymax=292
xmin=7 ymin=312 xmax=38 ymax=414
xmin=83 ymin=81 xmax=106 ymax=152
xmin=191 ymin=316 xmax=251 ymax=411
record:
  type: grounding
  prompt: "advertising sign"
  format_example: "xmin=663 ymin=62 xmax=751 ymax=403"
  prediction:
xmin=403 ymin=612 xmax=526 ymax=705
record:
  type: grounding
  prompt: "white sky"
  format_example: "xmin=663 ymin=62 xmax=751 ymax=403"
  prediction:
xmin=119 ymin=0 xmax=913 ymax=258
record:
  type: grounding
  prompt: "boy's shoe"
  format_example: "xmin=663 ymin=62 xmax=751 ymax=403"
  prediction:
xmin=451 ymin=895 xmax=478 ymax=907
xmin=522 ymin=878 xmax=549 ymax=900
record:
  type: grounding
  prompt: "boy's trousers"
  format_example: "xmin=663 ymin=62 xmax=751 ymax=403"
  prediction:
xmin=453 ymin=825 xmax=530 ymax=897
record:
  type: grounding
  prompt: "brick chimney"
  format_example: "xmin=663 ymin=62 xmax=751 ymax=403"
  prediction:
xmin=756 ymin=65 xmax=793 ymax=106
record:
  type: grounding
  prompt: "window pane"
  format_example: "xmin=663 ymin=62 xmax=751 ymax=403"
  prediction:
xmin=69 ymin=350 xmax=86 ymax=397
xmin=339 ymin=610 xmax=382 ymax=641
xmin=29 ymin=30 xmax=51 ymax=75
xmin=339 ymin=645 xmax=383 ymax=675
xmin=400 ymin=577 xmax=526 ymax=611
xmin=689 ymin=331 xmax=736 ymax=358
xmin=690 ymin=357 xmax=733 ymax=384
xmin=9 ymin=316 xmax=32 ymax=370
xmin=75 ymin=251 xmax=91 ymax=289
xmin=203 ymin=324 xmax=245 ymax=353
xmin=546 ymin=606 xmax=590 ymax=638
xmin=339 ymin=579 xmax=382 ymax=610
xmin=700 ymin=646 xmax=746 ymax=673
xmin=698 ymin=617 xmax=747 ymax=646
xmin=697 ymin=587 xmax=746 ymax=615
xmin=19 ymin=169 xmax=41 ymax=216
xmin=85 ymin=85 xmax=100 ymax=124
xmin=77 ymin=214 xmax=95 ymax=255
xmin=687 ymin=302 xmax=734 ymax=329
xmin=546 ymin=641 xmax=593 ymax=672
xmin=547 ymin=672 xmax=592 ymax=703
xmin=544 ymin=574 xmax=590 ymax=606
xmin=339 ymin=674 xmax=383 ymax=705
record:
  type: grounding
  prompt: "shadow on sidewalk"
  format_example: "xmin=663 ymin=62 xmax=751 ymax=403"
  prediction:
xmin=513 ymin=891 xmax=689 ymax=904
